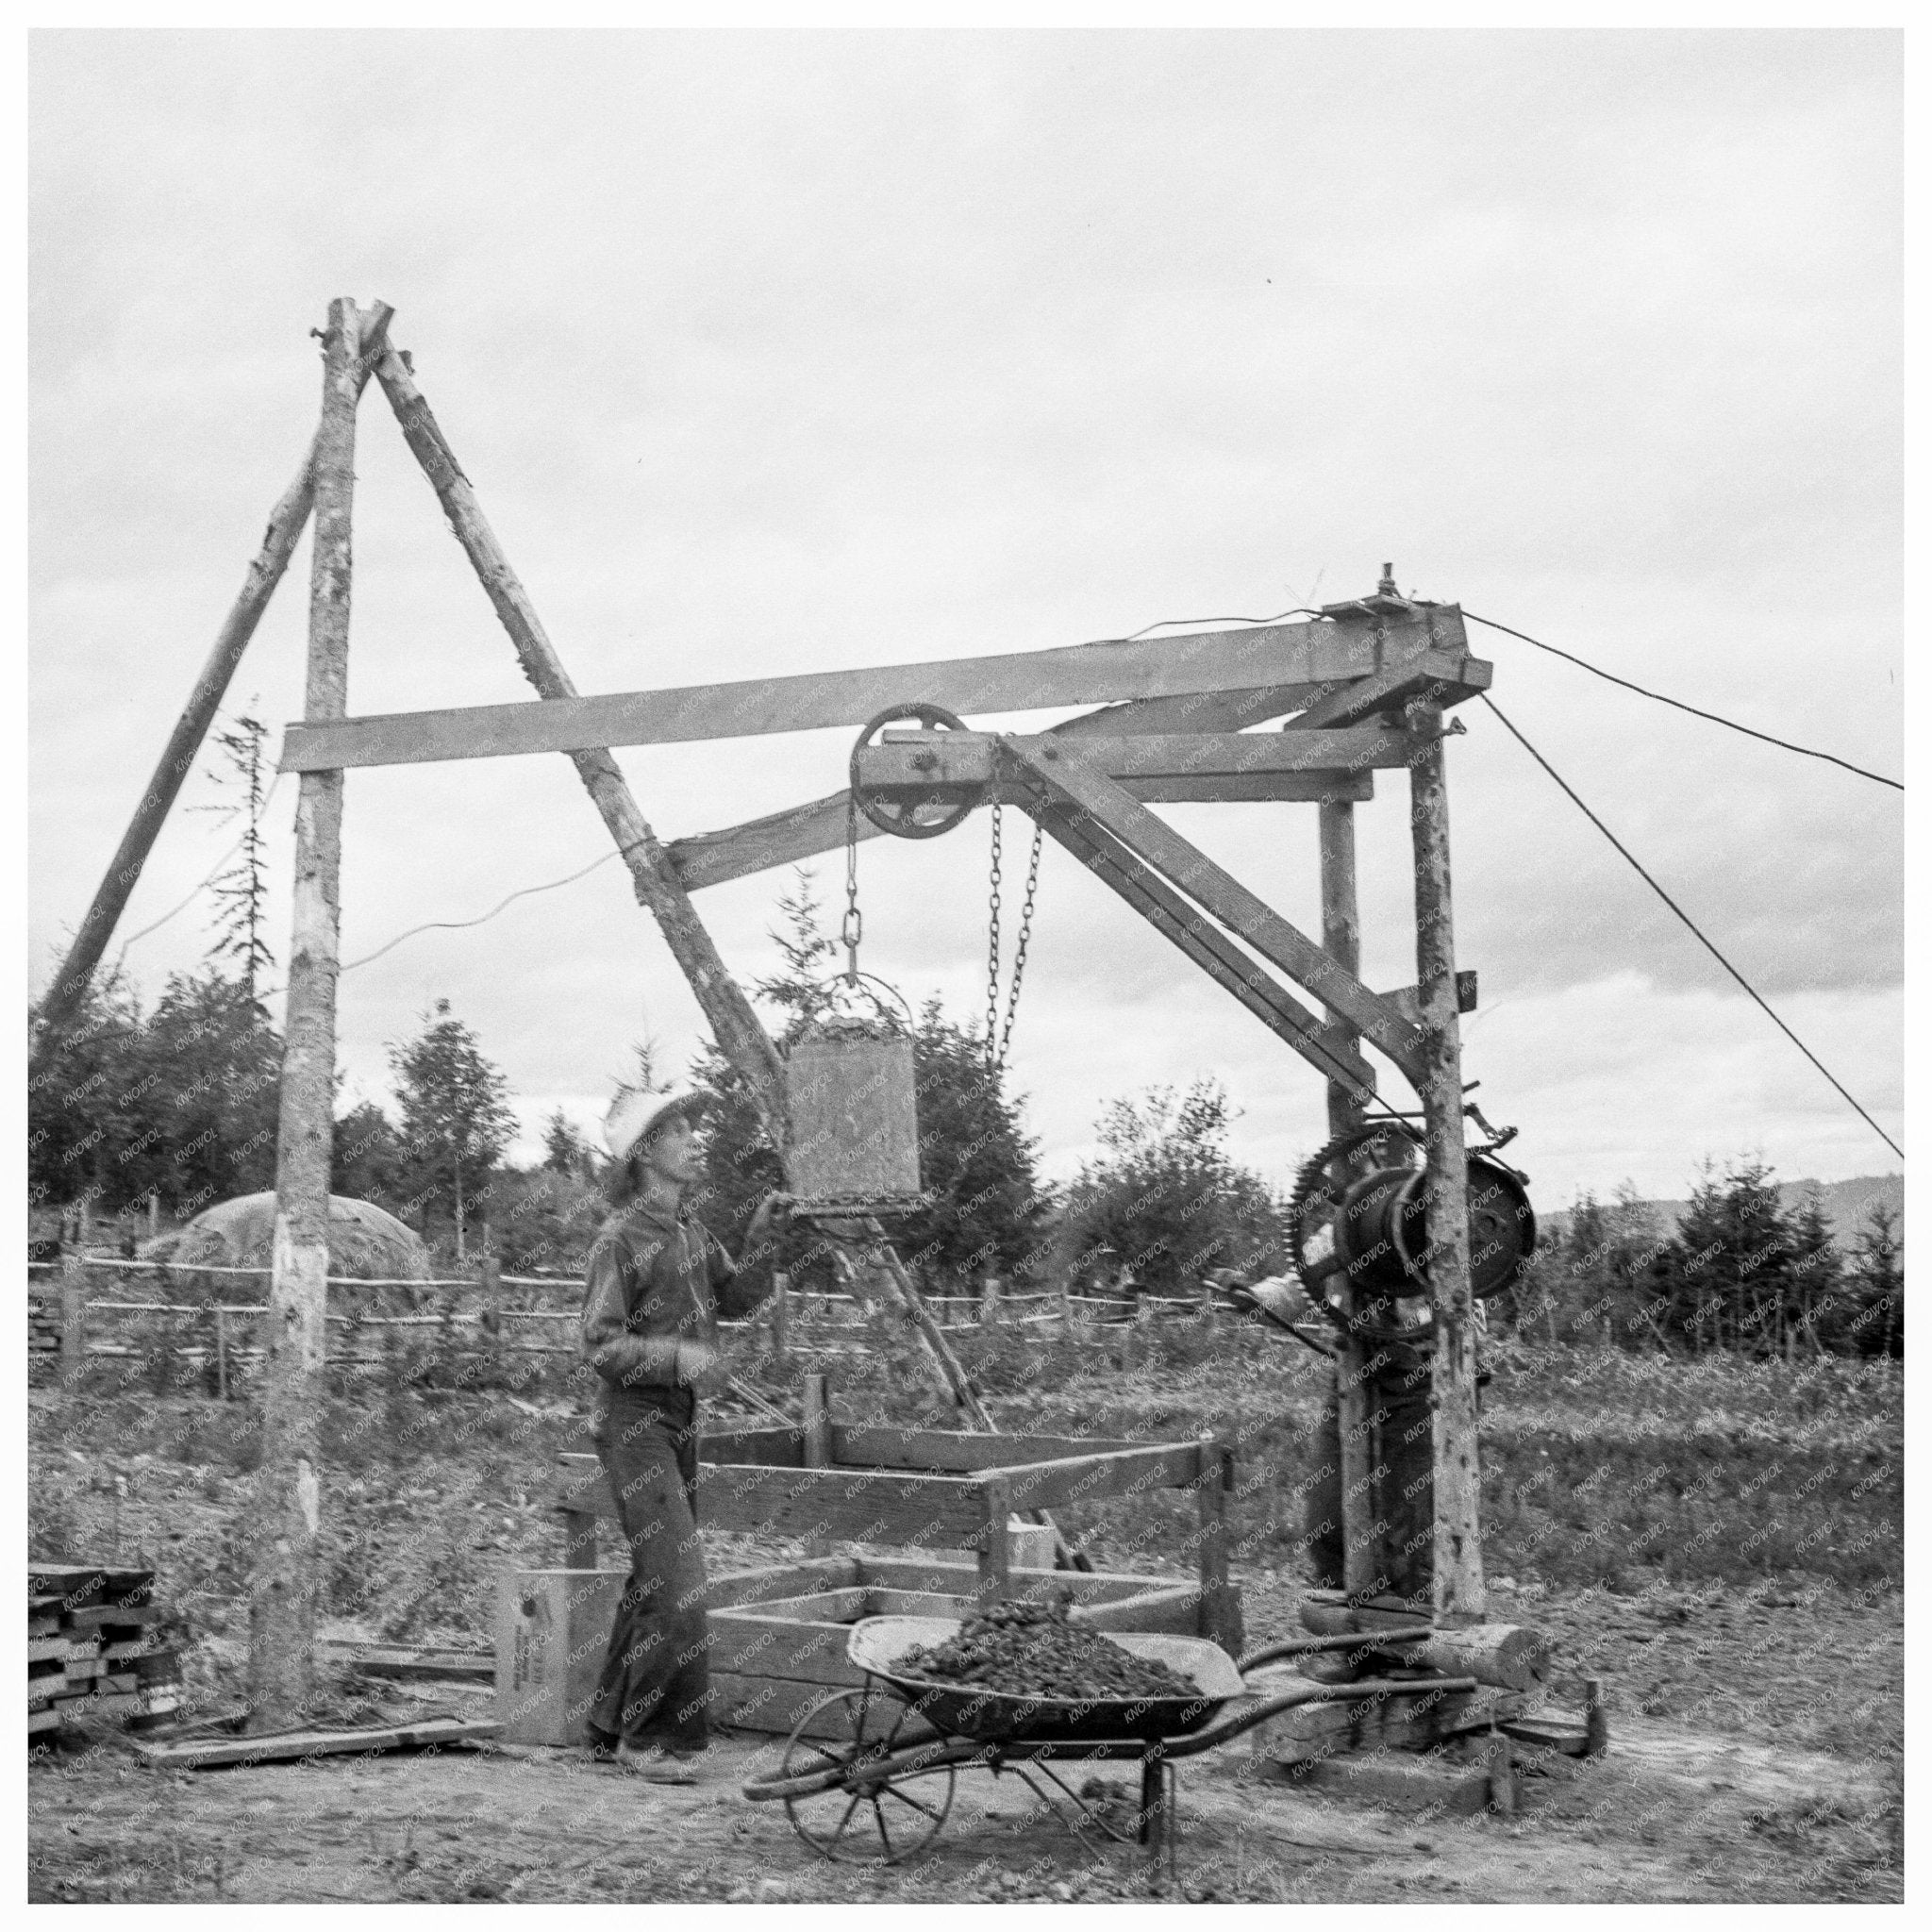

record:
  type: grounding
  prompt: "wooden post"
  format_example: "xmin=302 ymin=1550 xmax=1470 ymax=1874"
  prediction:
xmin=801 ymin=1373 xmax=831 ymax=1469
xmin=215 ymin=1306 xmax=229 ymax=1403
xmin=977 ymin=1476 xmax=1012 ymax=1607
xmin=246 ymin=299 xmax=363 ymax=1728
xmin=770 ymin=1270 xmax=791 ymax=1361
xmin=1318 ymin=798 xmax=1377 ymax=1598
xmin=1195 ymin=1439 xmax=1243 ymax=1654
xmin=980 ymin=1276 xmax=1001 ymax=1326
xmin=147 ymin=1191 xmax=159 ymax=1242
xmin=1584 ymin=1675 xmax=1608 ymax=1758
xmin=59 ymin=1247 xmax=87 ymax=1387
xmin=28 ymin=307 xmax=391 ymax=1079
xmin=1407 ymin=698 xmax=1485 ymax=1624
xmin=480 ymin=1253 xmax=503 ymax=1337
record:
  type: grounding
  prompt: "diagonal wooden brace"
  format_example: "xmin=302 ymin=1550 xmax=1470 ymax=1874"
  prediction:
xmin=1001 ymin=740 xmax=1430 ymax=1085
xmin=1032 ymin=802 xmax=1376 ymax=1102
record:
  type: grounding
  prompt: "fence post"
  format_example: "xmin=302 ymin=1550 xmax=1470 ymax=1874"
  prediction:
xmin=802 ymin=1372 xmax=832 ymax=1468
xmin=1199 ymin=1279 xmax=1217 ymax=1327
xmin=215 ymin=1307 xmax=230 ymax=1402
xmin=60 ymin=1244 xmax=88 ymax=1387
xmin=480 ymin=1253 xmax=503 ymax=1336
xmin=1058 ymin=1280 xmax=1072 ymax=1339
xmin=770 ymin=1271 xmax=791 ymax=1362
xmin=980 ymin=1276 xmax=1001 ymax=1327
xmin=147 ymin=1191 xmax=159 ymax=1242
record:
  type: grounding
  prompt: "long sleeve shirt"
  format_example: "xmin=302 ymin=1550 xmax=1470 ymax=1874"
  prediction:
xmin=579 ymin=1200 xmax=773 ymax=1424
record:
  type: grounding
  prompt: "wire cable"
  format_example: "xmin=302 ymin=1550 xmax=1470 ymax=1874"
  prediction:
xmin=1480 ymin=694 xmax=1901 ymax=1161
xmin=1465 ymin=611 xmax=1901 ymax=791
xmin=336 ymin=846 xmax=628 ymax=974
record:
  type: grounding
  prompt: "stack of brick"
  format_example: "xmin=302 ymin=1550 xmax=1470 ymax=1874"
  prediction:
xmin=28 ymin=1563 xmax=182 ymax=1737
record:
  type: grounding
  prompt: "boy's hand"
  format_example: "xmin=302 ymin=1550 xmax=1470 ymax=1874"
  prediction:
xmin=675 ymin=1340 xmax=731 ymax=1396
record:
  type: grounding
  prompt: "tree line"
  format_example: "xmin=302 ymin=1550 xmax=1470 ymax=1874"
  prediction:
xmin=26 ymin=872 xmax=1902 ymax=1357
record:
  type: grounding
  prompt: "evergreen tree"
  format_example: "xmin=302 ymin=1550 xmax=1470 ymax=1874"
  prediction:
xmin=541 ymin=1108 xmax=599 ymax=1179
xmin=332 ymin=1099 xmax=408 ymax=1208
xmin=1660 ymin=1158 xmax=1794 ymax=1357
xmin=197 ymin=711 xmax=276 ymax=1003
xmin=388 ymin=1000 xmax=517 ymax=1258
xmin=1850 ymin=1200 xmax=1903 ymax=1359
xmin=1782 ymin=1191 xmax=1843 ymax=1359
xmin=1058 ymin=1077 xmax=1284 ymax=1298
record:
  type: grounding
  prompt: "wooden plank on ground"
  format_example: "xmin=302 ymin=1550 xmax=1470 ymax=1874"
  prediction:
xmin=131 ymin=1715 xmax=502 ymax=1771
xmin=277 ymin=615 xmax=1445 ymax=774
xmin=325 ymin=1641 xmax=494 ymax=1682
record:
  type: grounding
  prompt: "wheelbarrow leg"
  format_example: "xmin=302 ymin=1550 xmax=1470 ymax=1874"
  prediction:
xmin=1138 ymin=1753 xmax=1176 ymax=1881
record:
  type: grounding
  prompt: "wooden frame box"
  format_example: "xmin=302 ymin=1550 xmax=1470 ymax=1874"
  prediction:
xmin=549 ymin=1421 xmax=1242 ymax=1653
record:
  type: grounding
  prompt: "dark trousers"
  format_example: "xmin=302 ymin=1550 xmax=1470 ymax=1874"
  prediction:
xmin=1306 ymin=1355 xmax=1438 ymax=1606
xmin=589 ymin=1397 xmax=711 ymax=1752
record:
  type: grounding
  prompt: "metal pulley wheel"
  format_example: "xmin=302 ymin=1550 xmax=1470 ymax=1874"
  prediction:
xmin=1287 ymin=1121 xmax=1537 ymax=1348
xmin=850 ymin=704 xmax=984 ymax=840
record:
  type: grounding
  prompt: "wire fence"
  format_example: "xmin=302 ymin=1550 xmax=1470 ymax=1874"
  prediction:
xmin=27 ymin=1248 xmax=1227 ymax=1390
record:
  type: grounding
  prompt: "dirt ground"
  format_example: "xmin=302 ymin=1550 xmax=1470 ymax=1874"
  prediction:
xmin=26 ymin=1574 xmax=1902 ymax=1904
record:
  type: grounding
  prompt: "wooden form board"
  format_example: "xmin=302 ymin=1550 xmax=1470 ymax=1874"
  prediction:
xmin=554 ymin=1435 xmax=1212 ymax=1548
xmin=276 ymin=609 xmax=1467 ymax=773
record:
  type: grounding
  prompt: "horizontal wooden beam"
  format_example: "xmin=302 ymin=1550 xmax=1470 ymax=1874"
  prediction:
xmin=1013 ymin=745 xmax=1429 ymax=1081
xmin=277 ymin=610 xmax=1460 ymax=772
xmin=858 ymin=724 xmax=1420 ymax=789
xmin=830 ymin=1424 xmax=1146 ymax=1472
xmin=990 ymin=1441 xmax=1208 ymax=1513
xmin=665 ymin=681 xmax=1336 ymax=893
xmin=1284 ymin=644 xmax=1490 ymax=732
xmin=1034 ymin=802 xmax=1377 ymax=1097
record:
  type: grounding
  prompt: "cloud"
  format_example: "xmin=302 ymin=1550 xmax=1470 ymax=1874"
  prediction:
xmin=27 ymin=31 xmax=1902 ymax=1208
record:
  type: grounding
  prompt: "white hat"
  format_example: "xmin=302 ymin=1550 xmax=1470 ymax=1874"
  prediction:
xmin=603 ymin=1084 xmax=707 ymax=1165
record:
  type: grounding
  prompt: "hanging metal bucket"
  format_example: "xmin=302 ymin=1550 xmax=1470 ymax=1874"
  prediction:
xmin=784 ymin=1016 xmax=924 ymax=1215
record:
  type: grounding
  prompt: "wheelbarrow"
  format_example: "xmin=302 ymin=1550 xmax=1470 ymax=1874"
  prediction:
xmin=741 ymin=1614 xmax=1470 ymax=1871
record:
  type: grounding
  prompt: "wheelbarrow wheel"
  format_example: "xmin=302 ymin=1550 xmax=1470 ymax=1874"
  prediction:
xmin=779 ymin=1684 xmax=956 ymax=1866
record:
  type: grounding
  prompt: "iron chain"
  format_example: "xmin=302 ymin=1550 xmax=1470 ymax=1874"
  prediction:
xmin=984 ymin=801 xmax=1043 ymax=1074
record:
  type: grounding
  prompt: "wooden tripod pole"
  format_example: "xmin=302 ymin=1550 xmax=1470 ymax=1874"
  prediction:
xmin=1407 ymin=699 xmax=1485 ymax=1623
xmin=370 ymin=346 xmax=787 ymax=1128
xmin=29 ymin=305 xmax=392 ymax=1084
xmin=368 ymin=347 xmax=1053 ymax=1491
xmin=246 ymin=299 xmax=364 ymax=1725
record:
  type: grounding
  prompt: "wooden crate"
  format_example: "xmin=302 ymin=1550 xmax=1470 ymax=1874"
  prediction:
xmin=707 ymin=1553 xmax=1208 ymax=1740
xmin=550 ymin=1419 xmax=1242 ymax=1653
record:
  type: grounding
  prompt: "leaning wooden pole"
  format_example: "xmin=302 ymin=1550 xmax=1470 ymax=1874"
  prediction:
xmin=245 ymin=299 xmax=363 ymax=1725
xmin=369 ymin=346 xmax=788 ymax=1132
xmin=1317 ymin=798 xmax=1379 ymax=1599
xmin=1407 ymin=698 xmax=1485 ymax=1623
xmin=369 ymin=348 xmax=1063 ymax=1509
xmin=28 ymin=305 xmax=392 ymax=1085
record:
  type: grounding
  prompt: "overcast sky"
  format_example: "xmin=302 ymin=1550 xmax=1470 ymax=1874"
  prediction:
xmin=28 ymin=29 xmax=1902 ymax=1208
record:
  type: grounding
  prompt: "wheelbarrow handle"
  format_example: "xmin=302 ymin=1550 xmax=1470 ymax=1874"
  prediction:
xmin=1165 ymin=1674 xmax=1480 ymax=1757
xmin=1235 ymin=1626 xmax=1433 ymax=1673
